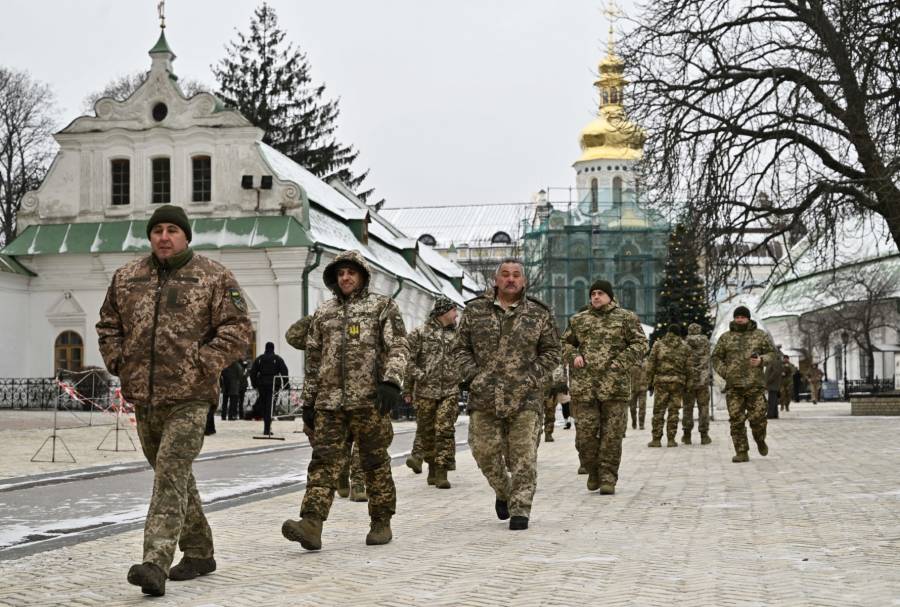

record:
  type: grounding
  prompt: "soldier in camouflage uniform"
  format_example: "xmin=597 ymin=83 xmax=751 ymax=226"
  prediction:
xmin=628 ymin=360 xmax=648 ymax=430
xmin=454 ymin=258 xmax=560 ymax=530
xmin=646 ymin=326 xmax=690 ymax=448
xmin=286 ymin=314 xmax=366 ymax=500
xmin=562 ymin=280 xmax=646 ymax=494
xmin=403 ymin=296 xmax=460 ymax=488
xmin=780 ymin=354 xmax=797 ymax=411
xmin=683 ymin=322 xmax=712 ymax=445
xmin=281 ymin=250 xmax=408 ymax=550
xmin=712 ymin=306 xmax=776 ymax=462
xmin=97 ymin=205 xmax=252 ymax=596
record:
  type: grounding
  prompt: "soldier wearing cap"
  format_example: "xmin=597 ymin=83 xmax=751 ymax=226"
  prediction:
xmin=97 ymin=204 xmax=252 ymax=596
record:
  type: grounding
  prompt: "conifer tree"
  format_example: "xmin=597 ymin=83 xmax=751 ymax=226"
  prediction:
xmin=213 ymin=3 xmax=371 ymax=199
xmin=651 ymin=223 xmax=713 ymax=345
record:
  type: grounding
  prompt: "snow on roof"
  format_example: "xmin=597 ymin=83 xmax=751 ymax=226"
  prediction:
xmin=435 ymin=275 xmax=466 ymax=306
xmin=381 ymin=204 xmax=532 ymax=248
xmin=416 ymin=243 xmax=462 ymax=279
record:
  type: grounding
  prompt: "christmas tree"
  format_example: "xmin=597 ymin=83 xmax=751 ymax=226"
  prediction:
xmin=213 ymin=3 xmax=372 ymax=199
xmin=651 ymin=223 xmax=713 ymax=346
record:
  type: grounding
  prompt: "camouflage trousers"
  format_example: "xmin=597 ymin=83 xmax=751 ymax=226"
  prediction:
xmin=628 ymin=391 xmax=647 ymax=428
xmin=651 ymin=385 xmax=682 ymax=440
xmin=574 ymin=399 xmax=627 ymax=486
xmin=682 ymin=385 xmax=710 ymax=435
xmin=543 ymin=394 xmax=557 ymax=435
xmin=410 ymin=394 xmax=458 ymax=468
xmin=134 ymin=401 xmax=212 ymax=574
xmin=726 ymin=387 xmax=768 ymax=454
xmin=468 ymin=409 xmax=541 ymax=518
xmin=339 ymin=439 xmax=365 ymax=488
xmin=780 ymin=384 xmax=792 ymax=410
xmin=570 ymin=401 xmax=587 ymax=468
xmin=301 ymin=407 xmax=396 ymax=521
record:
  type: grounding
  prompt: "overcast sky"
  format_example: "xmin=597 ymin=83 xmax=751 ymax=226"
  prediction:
xmin=2 ymin=1 xmax=638 ymax=208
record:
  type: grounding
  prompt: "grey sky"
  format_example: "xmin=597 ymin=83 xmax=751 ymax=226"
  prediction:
xmin=2 ymin=1 xmax=637 ymax=208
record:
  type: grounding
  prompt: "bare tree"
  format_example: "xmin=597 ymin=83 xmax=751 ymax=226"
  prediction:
xmin=0 ymin=67 xmax=56 ymax=246
xmin=620 ymin=1 xmax=900 ymax=272
xmin=82 ymin=71 xmax=210 ymax=113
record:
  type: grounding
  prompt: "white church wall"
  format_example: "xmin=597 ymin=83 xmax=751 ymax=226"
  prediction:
xmin=0 ymin=274 xmax=31 ymax=376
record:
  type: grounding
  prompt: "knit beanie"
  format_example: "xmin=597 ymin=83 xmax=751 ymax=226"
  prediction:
xmin=589 ymin=279 xmax=614 ymax=300
xmin=733 ymin=305 xmax=752 ymax=319
xmin=146 ymin=204 xmax=192 ymax=242
xmin=430 ymin=295 xmax=456 ymax=318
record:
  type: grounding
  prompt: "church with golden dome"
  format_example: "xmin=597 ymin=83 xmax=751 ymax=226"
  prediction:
xmin=524 ymin=19 xmax=669 ymax=329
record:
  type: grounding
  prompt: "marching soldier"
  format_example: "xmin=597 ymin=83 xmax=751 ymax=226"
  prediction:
xmin=683 ymin=322 xmax=712 ymax=445
xmin=646 ymin=325 xmax=690 ymax=448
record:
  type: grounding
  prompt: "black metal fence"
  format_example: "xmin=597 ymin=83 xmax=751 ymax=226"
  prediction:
xmin=0 ymin=378 xmax=62 ymax=409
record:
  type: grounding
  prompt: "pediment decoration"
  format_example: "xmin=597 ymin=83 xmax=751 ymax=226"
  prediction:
xmin=47 ymin=292 xmax=86 ymax=328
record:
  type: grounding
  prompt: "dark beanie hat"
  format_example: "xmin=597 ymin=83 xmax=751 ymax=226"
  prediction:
xmin=147 ymin=204 xmax=192 ymax=242
xmin=430 ymin=295 xmax=456 ymax=318
xmin=589 ymin=279 xmax=614 ymax=300
xmin=265 ymin=341 xmax=275 ymax=352
xmin=733 ymin=305 xmax=751 ymax=319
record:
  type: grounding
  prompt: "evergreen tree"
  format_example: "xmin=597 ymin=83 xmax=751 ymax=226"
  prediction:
xmin=212 ymin=3 xmax=371 ymax=199
xmin=651 ymin=223 xmax=713 ymax=345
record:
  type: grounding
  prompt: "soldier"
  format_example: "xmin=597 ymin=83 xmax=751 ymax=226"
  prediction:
xmin=712 ymin=306 xmax=775 ymax=463
xmin=780 ymin=354 xmax=797 ymax=411
xmin=808 ymin=364 xmax=823 ymax=404
xmin=96 ymin=204 xmax=252 ymax=596
xmin=646 ymin=325 xmax=690 ymax=448
xmin=281 ymin=250 xmax=407 ymax=550
xmin=683 ymin=322 xmax=712 ymax=445
xmin=628 ymin=360 xmax=648 ymax=431
xmin=403 ymin=295 xmax=460 ymax=488
xmin=542 ymin=365 xmax=568 ymax=442
xmin=563 ymin=280 xmax=646 ymax=494
xmin=454 ymin=258 xmax=560 ymax=530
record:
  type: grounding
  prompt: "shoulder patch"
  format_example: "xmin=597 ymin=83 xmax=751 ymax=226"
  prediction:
xmin=228 ymin=288 xmax=247 ymax=313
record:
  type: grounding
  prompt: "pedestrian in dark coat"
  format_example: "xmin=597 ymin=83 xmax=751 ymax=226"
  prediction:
xmin=220 ymin=360 xmax=244 ymax=420
xmin=250 ymin=342 xmax=289 ymax=435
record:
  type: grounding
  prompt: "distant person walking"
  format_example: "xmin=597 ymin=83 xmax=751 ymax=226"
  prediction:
xmin=249 ymin=342 xmax=289 ymax=436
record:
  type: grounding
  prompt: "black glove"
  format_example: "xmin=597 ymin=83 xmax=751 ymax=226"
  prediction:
xmin=376 ymin=381 xmax=402 ymax=416
xmin=302 ymin=405 xmax=316 ymax=432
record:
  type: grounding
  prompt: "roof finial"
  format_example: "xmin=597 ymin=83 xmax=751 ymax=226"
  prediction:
xmin=157 ymin=0 xmax=166 ymax=29
xmin=602 ymin=0 xmax=623 ymax=55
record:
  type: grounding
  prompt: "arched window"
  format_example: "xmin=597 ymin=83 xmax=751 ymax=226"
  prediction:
xmin=612 ymin=176 xmax=623 ymax=205
xmin=418 ymin=234 xmax=437 ymax=247
xmin=572 ymin=279 xmax=587 ymax=311
xmin=151 ymin=157 xmax=171 ymax=204
xmin=192 ymin=155 xmax=212 ymax=202
xmin=590 ymin=178 xmax=598 ymax=212
xmin=491 ymin=231 xmax=512 ymax=245
xmin=55 ymin=331 xmax=84 ymax=374
xmin=621 ymin=283 xmax=637 ymax=311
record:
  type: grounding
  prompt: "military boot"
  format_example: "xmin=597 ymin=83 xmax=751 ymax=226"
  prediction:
xmin=667 ymin=437 xmax=678 ymax=448
xmin=447 ymin=461 xmax=456 ymax=471
xmin=406 ymin=455 xmax=423 ymax=474
xmin=495 ymin=498 xmax=510 ymax=520
xmin=509 ymin=516 xmax=529 ymax=530
xmin=732 ymin=451 xmax=749 ymax=463
xmin=426 ymin=464 xmax=436 ymax=486
xmin=350 ymin=484 xmax=368 ymax=502
xmin=639 ymin=421 xmax=645 ymax=430
xmin=700 ymin=432 xmax=712 ymax=445
xmin=647 ymin=439 xmax=662 ymax=448
xmin=337 ymin=475 xmax=350 ymax=498
xmin=577 ymin=465 xmax=588 ymax=474
xmin=434 ymin=467 xmax=451 ymax=489
xmin=587 ymin=470 xmax=601 ymax=491
xmin=127 ymin=562 xmax=166 ymax=596
xmin=544 ymin=431 xmax=554 ymax=442
xmin=756 ymin=439 xmax=769 ymax=456
xmin=682 ymin=433 xmax=692 ymax=445
xmin=365 ymin=518 xmax=393 ymax=545
xmin=599 ymin=484 xmax=615 ymax=495
xmin=168 ymin=556 xmax=216 ymax=581
xmin=281 ymin=516 xmax=323 ymax=551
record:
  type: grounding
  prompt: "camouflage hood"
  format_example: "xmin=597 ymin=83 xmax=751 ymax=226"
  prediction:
xmin=688 ymin=323 xmax=702 ymax=336
xmin=323 ymin=250 xmax=372 ymax=297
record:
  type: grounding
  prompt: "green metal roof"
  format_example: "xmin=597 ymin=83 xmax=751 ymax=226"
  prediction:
xmin=0 ymin=216 xmax=314 ymax=256
xmin=149 ymin=31 xmax=174 ymax=55
xmin=0 ymin=254 xmax=35 ymax=276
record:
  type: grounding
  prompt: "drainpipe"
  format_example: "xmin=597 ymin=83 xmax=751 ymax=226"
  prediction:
xmin=301 ymin=245 xmax=322 ymax=317
xmin=392 ymin=277 xmax=404 ymax=299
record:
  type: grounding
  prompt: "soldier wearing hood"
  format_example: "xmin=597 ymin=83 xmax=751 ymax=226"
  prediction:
xmin=683 ymin=322 xmax=713 ymax=445
xmin=646 ymin=325 xmax=690 ymax=448
xmin=712 ymin=306 xmax=776 ymax=462
xmin=281 ymin=250 xmax=409 ymax=550
xmin=454 ymin=258 xmax=560 ymax=530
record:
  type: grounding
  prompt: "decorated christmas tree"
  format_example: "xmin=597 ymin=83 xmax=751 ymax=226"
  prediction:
xmin=651 ymin=223 xmax=713 ymax=346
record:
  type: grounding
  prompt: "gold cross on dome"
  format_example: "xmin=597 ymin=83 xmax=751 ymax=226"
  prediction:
xmin=157 ymin=0 xmax=166 ymax=29
xmin=603 ymin=1 xmax=623 ymax=53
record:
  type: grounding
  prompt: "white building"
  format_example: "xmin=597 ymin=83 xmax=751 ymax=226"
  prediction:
xmin=0 ymin=29 xmax=470 ymax=378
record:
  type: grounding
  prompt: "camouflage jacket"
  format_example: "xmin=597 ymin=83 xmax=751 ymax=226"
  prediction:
xmin=647 ymin=332 xmax=691 ymax=389
xmin=96 ymin=250 xmax=252 ymax=408
xmin=453 ymin=289 xmax=560 ymax=418
xmin=285 ymin=315 xmax=314 ymax=351
xmin=685 ymin=323 xmax=712 ymax=388
xmin=303 ymin=250 xmax=409 ymax=410
xmin=405 ymin=317 xmax=460 ymax=399
xmin=712 ymin=320 xmax=775 ymax=390
xmin=562 ymin=302 xmax=647 ymax=402
xmin=781 ymin=361 xmax=797 ymax=389
xmin=629 ymin=361 xmax=648 ymax=393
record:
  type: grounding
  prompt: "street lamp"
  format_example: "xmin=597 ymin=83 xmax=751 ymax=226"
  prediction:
xmin=841 ymin=331 xmax=849 ymax=399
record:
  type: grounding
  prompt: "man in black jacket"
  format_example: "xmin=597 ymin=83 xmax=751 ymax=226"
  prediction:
xmin=250 ymin=342 xmax=289 ymax=435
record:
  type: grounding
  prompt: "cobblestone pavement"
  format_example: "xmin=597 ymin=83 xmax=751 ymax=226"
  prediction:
xmin=1 ymin=401 xmax=899 ymax=606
